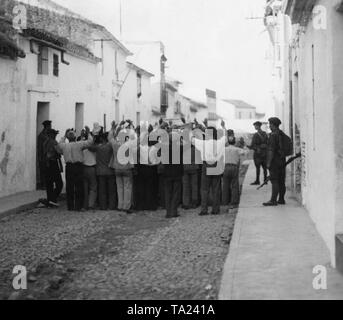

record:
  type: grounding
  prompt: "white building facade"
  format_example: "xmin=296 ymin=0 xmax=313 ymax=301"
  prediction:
xmin=119 ymin=62 xmax=154 ymax=125
xmin=0 ymin=0 xmax=149 ymax=198
xmin=277 ymin=0 xmax=343 ymax=272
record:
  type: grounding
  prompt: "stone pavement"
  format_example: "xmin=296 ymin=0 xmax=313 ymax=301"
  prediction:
xmin=0 ymin=190 xmax=45 ymax=219
xmin=219 ymin=160 xmax=343 ymax=300
xmin=0 ymin=203 xmax=236 ymax=300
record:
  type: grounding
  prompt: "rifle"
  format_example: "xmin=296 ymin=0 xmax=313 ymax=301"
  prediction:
xmin=257 ymin=152 xmax=302 ymax=190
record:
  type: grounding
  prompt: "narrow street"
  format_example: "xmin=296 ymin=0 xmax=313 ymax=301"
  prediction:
xmin=3 ymin=0 xmax=343 ymax=305
xmin=0 ymin=165 xmax=249 ymax=300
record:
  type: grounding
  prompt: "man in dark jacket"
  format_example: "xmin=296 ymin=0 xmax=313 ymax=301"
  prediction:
xmin=263 ymin=117 xmax=286 ymax=206
xmin=43 ymin=129 xmax=63 ymax=207
xmin=248 ymin=121 xmax=268 ymax=185
xmin=89 ymin=133 xmax=117 ymax=211
xmin=182 ymin=129 xmax=201 ymax=209
xmin=37 ymin=120 xmax=52 ymax=189
xmin=163 ymin=132 xmax=183 ymax=219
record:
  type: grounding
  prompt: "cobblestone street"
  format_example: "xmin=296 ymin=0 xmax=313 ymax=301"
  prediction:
xmin=0 ymin=204 xmax=237 ymax=300
xmin=0 ymin=160 xmax=248 ymax=301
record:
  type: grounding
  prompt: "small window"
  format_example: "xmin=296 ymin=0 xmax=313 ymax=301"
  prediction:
xmin=137 ymin=72 xmax=142 ymax=98
xmin=75 ymin=103 xmax=84 ymax=136
xmin=53 ymin=54 xmax=59 ymax=77
xmin=175 ymin=101 xmax=181 ymax=114
xmin=38 ymin=46 xmax=49 ymax=75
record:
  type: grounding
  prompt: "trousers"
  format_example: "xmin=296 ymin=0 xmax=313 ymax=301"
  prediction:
xmin=269 ymin=162 xmax=286 ymax=202
xmin=254 ymin=156 xmax=268 ymax=183
xmin=182 ymin=171 xmax=198 ymax=207
xmin=83 ymin=166 xmax=97 ymax=209
xmin=45 ymin=160 xmax=63 ymax=203
xmin=222 ymin=164 xmax=240 ymax=206
xmin=116 ymin=172 xmax=133 ymax=211
xmin=66 ymin=163 xmax=84 ymax=211
xmin=164 ymin=177 xmax=182 ymax=218
xmin=98 ymin=175 xmax=117 ymax=210
xmin=201 ymin=165 xmax=222 ymax=214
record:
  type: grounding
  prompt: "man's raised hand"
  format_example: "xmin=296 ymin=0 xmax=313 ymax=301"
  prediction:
xmin=111 ymin=121 xmax=117 ymax=130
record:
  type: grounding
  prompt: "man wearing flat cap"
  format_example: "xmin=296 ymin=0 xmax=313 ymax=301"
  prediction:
xmin=263 ymin=117 xmax=286 ymax=206
xmin=248 ymin=121 xmax=268 ymax=185
xmin=37 ymin=120 xmax=52 ymax=190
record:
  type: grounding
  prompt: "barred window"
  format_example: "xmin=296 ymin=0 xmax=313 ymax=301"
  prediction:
xmin=137 ymin=72 xmax=142 ymax=98
xmin=53 ymin=53 xmax=59 ymax=77
xmin=38 ymin=46 xmax=49 ymax=75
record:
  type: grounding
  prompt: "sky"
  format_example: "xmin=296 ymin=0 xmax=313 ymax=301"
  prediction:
xmin=53 ymin=0 xmax=274 ymax=115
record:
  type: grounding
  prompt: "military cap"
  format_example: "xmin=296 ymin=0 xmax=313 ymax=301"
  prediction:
xmin=227 ymin=129 xmax=235 ymax=137
xmin=268 ymin=117 xmax=282 ymax=126
xmin=42 ymin=120 xmax=52 ymax=127
xmin=253 ymin=121 xmax=262 ymax=127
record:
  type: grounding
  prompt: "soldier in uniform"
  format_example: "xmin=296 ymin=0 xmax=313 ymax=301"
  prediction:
xmin=43 ymin=129 xmax=63 ymax=207
xmin=248 ymin=121 xmax=268 ymax=185
xmin=263 ymin=117 xmax=286 ymax=206
xmin=37 ymin=120 xmax=52 ymax=189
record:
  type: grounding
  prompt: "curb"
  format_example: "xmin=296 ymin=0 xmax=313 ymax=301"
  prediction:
xmin=0 ymin=201 xmax=40 ymax=220
xmin=0 ymin=193 xmax=67 ymax=220
xmin=219 ymin=160 xmax=251 ymax=300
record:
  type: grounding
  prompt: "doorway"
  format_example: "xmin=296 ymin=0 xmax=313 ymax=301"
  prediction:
xmin=136 ymin=112 xmax=141 ymax=127
xmin=75 ymin=103 xmax=84 ymax=136
xmin=36 ymin=101 xmax=50 ymax=189
xmin=115 ymin=100 xmax=120 ymax=123
xmin=293 ymin=72 xmax=302 ymax=203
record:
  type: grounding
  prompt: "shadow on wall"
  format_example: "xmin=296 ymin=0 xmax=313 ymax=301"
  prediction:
xmin=0 ymin=131 xmax=12 ymax=175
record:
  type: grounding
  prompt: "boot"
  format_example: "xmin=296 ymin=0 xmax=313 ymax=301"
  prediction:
xmin=250 ymin=181 xmax=260 ymax=186
xmin=263 ymin=201 xmax=278 ymax=207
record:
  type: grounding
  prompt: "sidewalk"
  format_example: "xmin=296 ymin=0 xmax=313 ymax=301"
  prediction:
xmin=0 ymin=190 xmax=45 ymax=219
xmin=219 ymin=160 xmax=343 ymax=300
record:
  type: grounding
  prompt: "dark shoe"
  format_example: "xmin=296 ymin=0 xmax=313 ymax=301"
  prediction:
xmin=182 ymin=205 xmax=191 ymax=210
xmin=38 ymin=198 xmax=49 ymax=207
xmin=278 ymin=200 xmax=286 ymax=205
xmin=263 ymin=201 xmax=278 ymax=207
xmin=199 ymin=211 xmax=209 ymax=216
xmin=210 ymin=211 xmax=220 ymax=215
xmin=48 ymin=201 xmax=60 ymax=208
xmin=250 ymin=181 xmax=260 ymax=186
xmin=126 ymin=210 xmax=133 ymax=215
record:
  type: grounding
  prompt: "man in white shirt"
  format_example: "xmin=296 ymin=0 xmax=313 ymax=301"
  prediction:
xmin=223 ymin=136 xmax=248 ymax=210
xmin=82 ymin=134 xmax=97 ymax=211
xmin=56 ymin=127 xmax=93 ymax=211
xmin=193 ymin=126 xmax=226 ymax=216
